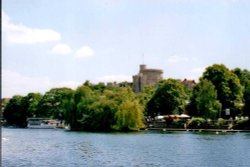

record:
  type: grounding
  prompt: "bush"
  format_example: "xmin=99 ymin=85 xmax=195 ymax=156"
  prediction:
xmin=234 ymin=119 xmax=250 ymax=130
xmin=170 ymin=120 xmax=184 ymax=128
xmin=187 ymin=117 xmax=206 ymax=129
xmin=216 ymin=118 xmax=226 ymax=127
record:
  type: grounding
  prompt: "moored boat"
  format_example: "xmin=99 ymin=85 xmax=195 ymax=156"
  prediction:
xmin=27 ymin=118 xmax=59 ymax=129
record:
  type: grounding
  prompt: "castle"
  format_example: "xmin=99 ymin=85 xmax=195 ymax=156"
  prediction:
xmin=133 ymin=64 xmax=163 ymax=92
xmin=104 ymin=64 xmax=195 ymax=93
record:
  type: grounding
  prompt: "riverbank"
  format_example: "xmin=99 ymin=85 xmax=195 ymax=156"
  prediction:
xmin=145 ymin=117 xmax=250 ymax=132
xmin=144 ymin=127 xmax=250 ymax=133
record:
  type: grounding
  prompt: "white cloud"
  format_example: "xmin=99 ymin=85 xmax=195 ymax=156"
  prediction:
xmin=2 ymin=70 xmax=80 ymax=98
xmin=167 ymin=55 xmax=190 ymax=63
xmin=50 ymin=43 xmax=72 ymax=55
xmin=75 ymin=46 xmax=95 ymax=58
xmin=2 ymin=11 xmax=61 ymax=44
xmin=95 ymin=75 xmax=132 ymax=83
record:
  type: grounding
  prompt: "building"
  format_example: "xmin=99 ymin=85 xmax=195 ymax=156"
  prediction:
xmin=133 ymin=64 xmax=163 ymax=92
xmin=182 ymin=78 xmax=196 ymax=88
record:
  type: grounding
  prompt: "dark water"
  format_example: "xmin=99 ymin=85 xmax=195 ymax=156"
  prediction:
xmin=2 ymin=128 xmax=250 ymax=167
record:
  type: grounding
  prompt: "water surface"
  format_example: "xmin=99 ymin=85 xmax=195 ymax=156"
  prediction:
xmin=2 ymin=128 xmax=250 ymax=167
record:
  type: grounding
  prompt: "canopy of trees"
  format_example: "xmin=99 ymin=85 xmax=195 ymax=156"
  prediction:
xmin=2 ymin=64 xmax=250 ymax=130
xmin=70 ymin=86 xmax=144 ymax=131
xmin=232 ymin=68 xmax=250 ymax=117
xmin=201 ymin=64 xmax=243 ymax=117
xmin=3 ymin=85 xmax=144 ymax=131
xmin=188 ymin=79 xmax=221 ymax=119
xmin=146 ymin=79 xmax=187 ymax=117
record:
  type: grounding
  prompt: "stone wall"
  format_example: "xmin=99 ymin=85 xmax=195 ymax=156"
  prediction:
xmin=133 ymin=64 xmax=163 ymax=92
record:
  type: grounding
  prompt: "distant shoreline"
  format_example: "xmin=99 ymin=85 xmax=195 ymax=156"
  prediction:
xmin=2 ymin=126 xmax=250 ymax=133
xmin=143 ymin=128 xmax=250 ymax=133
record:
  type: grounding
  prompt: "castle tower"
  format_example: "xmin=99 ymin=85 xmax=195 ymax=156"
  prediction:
xmin=133 ymin=64 xmax=163 ymax=92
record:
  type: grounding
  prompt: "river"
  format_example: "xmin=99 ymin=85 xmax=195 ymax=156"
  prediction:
xmin=2 ymin=128 xmax=250 ymax=167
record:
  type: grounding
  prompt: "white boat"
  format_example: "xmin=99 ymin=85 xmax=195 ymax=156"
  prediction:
xmin=27 ymin=118 xmax=58 ymax=129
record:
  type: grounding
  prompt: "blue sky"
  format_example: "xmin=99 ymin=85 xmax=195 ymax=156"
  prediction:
xmin=2 ymin=0 xmax=250 ymax=98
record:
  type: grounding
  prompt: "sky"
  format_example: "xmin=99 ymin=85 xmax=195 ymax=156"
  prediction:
xmin=2 ymin=0 xmax=250 ymax=98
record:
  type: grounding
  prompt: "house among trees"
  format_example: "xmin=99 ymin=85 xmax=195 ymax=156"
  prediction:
xmin=133 ymin=64 xmax=163 ymax=92
xmin=182 ymin=78 xmax=196 ymax=88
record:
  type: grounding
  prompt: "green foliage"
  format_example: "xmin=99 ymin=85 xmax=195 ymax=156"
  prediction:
xmin=4 ymin=64 xmax=249 ymax=130
xmin=137 ymin=85 xmax=156 ymax=113
xmin=91 ymin=82 xmax=106 ymax=92
xmin=170 ymin=119 xmax=184 ymax=128
xmin=243 ymin=81 xmax=250 ymax=117
xmin=232 ymin=68 xmax=250 ymax=117
xmin=202 ymin=64 xmax=243 ymax=117
xmin=146 ymin=79 xmax=187 ymax=116
xmin=24 ymin=93 xmax=42 ymax=117
xmin=216 ymin=118 xmax=226 ymax=127
xmin=190 ymin=79 xmax=221 ymax=119
xmin=234 ymin=119 xmax=250 ymax=130
xmin=187 ymin=117 xmax=206 ymax=129
xmin=79 ymin=98 xmax=117 ymax=131
xmin=232 ymin=68 xmax=250 ymax=88
xmin=3 ymin=95 xmax=27 ymax=127
xmin=67 ymin=85 xmax=144 ymax=131
xmin=69 ymin=85 xmax=95 ymax=130
xmin=182 ymin=83 xmax=194 ymax=101
xmin=36 ymin=88 xmax=74 ymax=119
xmin=63 ymin=97 xmax=76 ymax=127
xmin=114 ymin=100 xmax=144 ymax=131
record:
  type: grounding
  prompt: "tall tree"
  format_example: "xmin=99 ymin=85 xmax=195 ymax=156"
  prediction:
xmin=69 ymin=86 xmax=144 ymax=131
xmin=137 ymin=85 xmax=156 ymax=108
xmin=243 ymin=80 xmax=250 ymax=117
xmin=3 ymin=95 xmax=27 ymax=127
xmin=24 ymin=93 xmax=42 ymax=118
xmin=232 ymin=68 xmax=250 ymax=116
xmin=36 ymin=88 xmax=74 ymax=119
xmin=191 ymin=79 xmax=221 ymax=119
xmin=111 ymin=87 xmax=144 ymax=131
xmin=232 ymin=68 xmax=250 ymax=88
xmin=71 ymin=85 xmax=97 ymax=130
xmin=202 ymin=64 xmax=243 ymax=117
xmin=115 ymin=100 xmax=144 ymax=131
xmin=146 ymin=79 xmax=187 ymax=117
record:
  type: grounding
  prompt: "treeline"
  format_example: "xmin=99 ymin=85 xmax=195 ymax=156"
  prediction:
xmin=2 ymin=64 xmax=250 ymax=130
xmin=2 ymin=83 xmax=144 ymax=131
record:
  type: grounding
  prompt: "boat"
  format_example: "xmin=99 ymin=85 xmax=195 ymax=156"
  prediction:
xmin=27 ymin=118 xmax=58 ymax=129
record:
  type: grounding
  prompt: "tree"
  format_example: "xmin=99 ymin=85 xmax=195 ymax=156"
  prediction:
xmin=110 ymin=87 xmax=144 ymax=131
xmin=80 ymin=97 xmax=117 ymax=131
xmin=36 ymin=88 xmax=74 ymax=119
xmin=232 ymin=68 xmax=250 ymax=88
xmin=3 ymin=95 xmax=27 ymax=127
xmin=202 ymin=64 xmax=243 ymax=117
xmin=190 ymin=79 xmax=221 ymax=119
xmin=70 ymin=85 xmax=97 ymax=130
xmin=63 ymin=96 xmax=76 ymax=127
xmin=24 ymin=93 xmax=42 ymax=118
xmin=137 ymin=85 xmax=156 ymax=113
xmin=67 ymin=85 xmax=145 ymax=131
xmin=91 ymin=82 xmax=106 ymax=92
xmin=232 ymin=68 xmax=250 ymax=116
xmin=146 ymin=79 xmax=187 ymax=117
xmin=114 ymin=100 xmax=144 ymax=131
xmin=243 ymin=80 xmax=250 ymax=117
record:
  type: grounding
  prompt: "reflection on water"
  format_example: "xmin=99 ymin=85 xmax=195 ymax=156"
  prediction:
xmin=2 ymin=128 xmax=250 ymax=167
